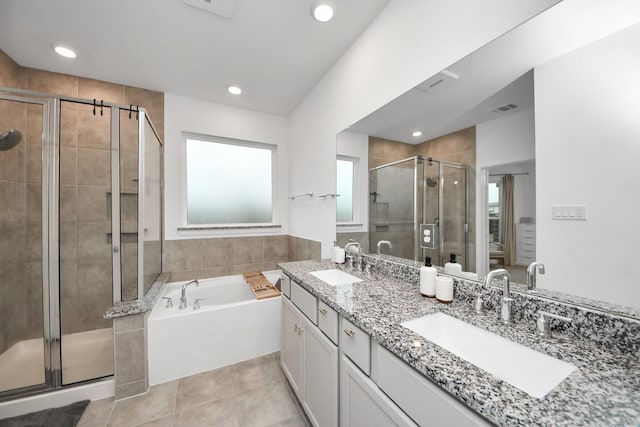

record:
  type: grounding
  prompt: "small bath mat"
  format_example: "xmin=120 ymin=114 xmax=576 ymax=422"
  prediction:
xmin=243 ymin=272 xmax=281 ymax=300
xmin=0 ymin=399 xmax=90 ymax=427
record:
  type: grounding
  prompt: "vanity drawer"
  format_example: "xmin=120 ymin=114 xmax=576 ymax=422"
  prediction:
xmin=341 ymin=317 xmax=371 ymax=375
xmin=372 ymin=343 xmax=492 ymax=426
xmin=318 ymin=301 xmax=338 ymax=344
xmin=281 ymin=274 xmax=291 ymax=298
xmin=291 ymin=280 xmax=318 ymax=325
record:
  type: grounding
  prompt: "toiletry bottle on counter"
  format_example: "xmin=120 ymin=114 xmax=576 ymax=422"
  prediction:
xmin=444 ymin=253 xmax=462 ymax=275
xmin=419 ymin=256 xmax=437 ymax=297
xmin=435 ymin=276 xmax=454 ymax=303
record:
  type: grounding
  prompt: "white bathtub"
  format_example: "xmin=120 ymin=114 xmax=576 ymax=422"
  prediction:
xmin=148 ymin=271 xmax=282 ymax=385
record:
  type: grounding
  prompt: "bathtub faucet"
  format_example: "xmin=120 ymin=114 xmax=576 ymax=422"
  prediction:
xmin=180 ymin=279 xmax=199 ymax=309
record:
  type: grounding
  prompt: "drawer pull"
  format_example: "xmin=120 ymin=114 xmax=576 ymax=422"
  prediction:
xmin=294 ymin=323 xmax=304 ymax=334
xmin=343 ymin=329 xmax=356 ymax=337
xmin=319 ymin=308 xmax=328 ymax=315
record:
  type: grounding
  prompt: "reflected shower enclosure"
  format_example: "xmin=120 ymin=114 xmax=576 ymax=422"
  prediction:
xmin=0 ymin=90 xmax=162 ymax=400
xmin=369 ymin=156 xmax=468 ymax=268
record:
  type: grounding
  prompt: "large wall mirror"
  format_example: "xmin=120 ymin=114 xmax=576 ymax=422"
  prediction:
xmin=336 ymin=1 xmax=640 ymax=314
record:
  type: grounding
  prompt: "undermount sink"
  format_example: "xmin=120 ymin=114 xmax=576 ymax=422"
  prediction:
xmin=309 ymin=269 xmax=363 ymax=286
xmin=401 ymin=312 xmax=577 ymax=399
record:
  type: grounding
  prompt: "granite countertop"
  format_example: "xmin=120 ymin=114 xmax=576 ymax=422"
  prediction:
xmin=279 ymin=260 xmax=640 ymax=427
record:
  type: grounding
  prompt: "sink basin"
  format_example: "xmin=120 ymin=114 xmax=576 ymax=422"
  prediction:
xmin=401 ymin=312 xmax=577 ymax=399
xmin=309 ymin=269 xmax=363 ymax=286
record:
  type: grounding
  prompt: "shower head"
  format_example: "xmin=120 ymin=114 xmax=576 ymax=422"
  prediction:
xmin=0 ymin=129 xmax=22 ymax=151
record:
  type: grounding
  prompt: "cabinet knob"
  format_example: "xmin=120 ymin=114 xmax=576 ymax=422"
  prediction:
xmin=343 ymin=329 xmax=355 ymax=337
xmin=319 ymin=308 xmax=328 ymax=315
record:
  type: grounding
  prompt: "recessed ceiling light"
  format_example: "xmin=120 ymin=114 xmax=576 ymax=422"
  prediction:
xmin=311 ymin=1 xmax=335 ymax=22
xmin=412 ymin=131 xmax=422 ymax=137
xmin=228 ymin=86 xmax=242 ymax=95
xmin=54 ymin=46 xmax=77 ymax=59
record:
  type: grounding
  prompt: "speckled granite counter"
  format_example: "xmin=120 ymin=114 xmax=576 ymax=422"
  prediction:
xmin=279 ymin=260 xmax=640 ymax=427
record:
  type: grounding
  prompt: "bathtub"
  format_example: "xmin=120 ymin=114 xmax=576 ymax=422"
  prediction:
xmin=148 ymin=271 xmax=282 ymax=385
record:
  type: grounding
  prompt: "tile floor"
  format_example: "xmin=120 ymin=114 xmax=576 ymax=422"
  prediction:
xmin=77 ymin=353 xmax=310 ymax=427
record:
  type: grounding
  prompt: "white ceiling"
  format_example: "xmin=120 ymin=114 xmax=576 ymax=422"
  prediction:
xmin=0 ymin=0 xmax=389 ymax=115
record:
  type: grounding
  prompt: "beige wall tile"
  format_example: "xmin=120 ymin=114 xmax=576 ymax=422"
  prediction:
xmin=114 ymin=313 xmax=144 ymax=333
xmin=60 ymin=109 xmax=78 ymax=147
xmin=24 ymin=68 xmax=78 ymax=97
xmin=78 ymin=77 xmax=125 ymax=104
xmin=115 ymin=329 xmax=145 ymax=385
xmin=201 ymin=266 xmax=235 ymax=279
xmin=59 ymin=146 xmax=77 ymax=185
xmin=202 ymin=238 xmax=234 ymax=268
xmin=168 ymin=269 xmax=204 ymax=282
xmin=233 ymin=237 xmax=263 ymax=265
xmin=77 ymin=186 xmax=109 ymax=221
xmin=77 ymin=110 xmax=111 ymax=150
xmin=0 ymin=49 xmax=20 ymax=88
xmin=164 ymin=240 xmax=202 ymax=272
xmin=263 ymin=235 xmax=288 ymax=262
xmin=115 ymin=380 xmax=148 ymax=401
xmin=233 ymin=263 xmax=264 ymax=275
xmin=124 ymin=87 xmax=164 ymax=128
xmin=77 ymin=148 xmax=111 ymax=186
xmin=77 ymin=222 xmax=111 ymax=259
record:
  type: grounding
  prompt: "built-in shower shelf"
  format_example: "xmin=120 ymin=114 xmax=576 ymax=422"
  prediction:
xmin=106 ymin=232 xmax=138 ymax=244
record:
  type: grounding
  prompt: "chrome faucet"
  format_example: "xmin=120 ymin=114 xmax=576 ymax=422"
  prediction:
xmin=376 ymin=240 xmax=392 ymax=255
xmin=344 ymin=240 xmax=361 ymax=253
xmin=526 ymin=262 xmax=545 ymax=291
xmin=484 ymin=269 xmax=513 ymax=325
xmin=180 ymin=279 xmax=199 ymax=309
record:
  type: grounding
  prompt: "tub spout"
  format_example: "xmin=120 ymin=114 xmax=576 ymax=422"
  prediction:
xmin=180 ymin=279 xmax=199 ymax=309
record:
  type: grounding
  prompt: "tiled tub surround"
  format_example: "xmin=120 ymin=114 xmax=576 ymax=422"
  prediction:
xmin=279 ymin=259 xmax=640 ymax=426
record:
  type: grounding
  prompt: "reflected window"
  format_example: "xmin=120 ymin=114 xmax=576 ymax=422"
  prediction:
xmin=337 ymin=157 xmax=355 ymax=223
xmin=488 ymin=182 xmax=500 ymax=242
xmin=186 ymin=135 xmax=274 ymax=224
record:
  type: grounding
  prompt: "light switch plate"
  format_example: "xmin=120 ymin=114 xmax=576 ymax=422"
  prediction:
xmin=552 ymin=204 xmax=587 ymax=220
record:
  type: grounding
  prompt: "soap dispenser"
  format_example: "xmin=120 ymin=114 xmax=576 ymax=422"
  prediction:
xmin=444 ymin=253 xmax=462 ymax=276
xmin=419 ymin=256 xmax=437 ymax=297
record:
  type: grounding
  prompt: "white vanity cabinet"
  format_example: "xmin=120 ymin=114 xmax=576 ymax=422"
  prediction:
xmin=281 ymin=284 xmax=338 ymax=427
xmin=372 ymin=343 xmax=492 ymax=427
xmin=341 ymin=355 xmax=417 ymax=427
xmin=281 ymin=295 xmax=305 ymax=398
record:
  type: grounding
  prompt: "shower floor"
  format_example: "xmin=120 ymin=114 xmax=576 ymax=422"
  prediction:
xmin=0 ymin=328 xmax=113 ymax=393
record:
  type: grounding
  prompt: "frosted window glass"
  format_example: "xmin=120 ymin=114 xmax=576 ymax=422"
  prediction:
xmin=186 ymin=138 xmax=273 ymax=224
xmin=336 ymin=159 xmax=354 ymax=223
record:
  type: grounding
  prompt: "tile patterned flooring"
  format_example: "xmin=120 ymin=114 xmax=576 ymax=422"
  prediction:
xmin=77 ymin=353 xmax=310 ymax=427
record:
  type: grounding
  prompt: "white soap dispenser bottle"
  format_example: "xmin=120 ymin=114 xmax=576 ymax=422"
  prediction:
xmin=444 ymin=253 xmax=462 ymax=276
xmin=420 ymin=256 xmax=437 ymax=297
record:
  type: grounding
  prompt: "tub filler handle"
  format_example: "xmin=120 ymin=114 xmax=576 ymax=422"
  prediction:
xmin=193 ymin=298 xmax=206 ymax=310
xmin=162 ymin=297 xmax=173 ymax=308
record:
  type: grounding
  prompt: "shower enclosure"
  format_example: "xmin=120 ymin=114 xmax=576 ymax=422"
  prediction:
xmin=369 ymin=156 xmax=468 ymax=269
xmin=0 ymin=89 xmax=162 ymax=400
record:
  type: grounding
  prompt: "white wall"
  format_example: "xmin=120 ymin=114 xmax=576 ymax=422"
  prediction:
xmin=164 ymin=92 xmax=288 ymax=240
xmin=475 ymin=108 xmax=536 ymax=276
xmin=535 ymin=23 xmax=640 ymax=307
xmin=287 ymin=0 xmax=560 ymax=258
xmin=336 ymin=130 xmax=369 ymax=232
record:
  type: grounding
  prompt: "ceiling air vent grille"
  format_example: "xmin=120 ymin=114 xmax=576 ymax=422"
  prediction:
xmin=492 ymin=103 xmax=518 ymax=113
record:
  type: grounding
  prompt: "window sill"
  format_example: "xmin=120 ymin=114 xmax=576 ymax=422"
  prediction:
xmin=177 ymin=224 xmax=282 ymax=236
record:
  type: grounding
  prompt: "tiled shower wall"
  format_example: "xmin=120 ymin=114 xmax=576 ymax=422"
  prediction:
xmin=0 ymin=49 xmax=165 ymax=338
xmin=368 ymin=127 xmax=477 ymax=271
xmin=164 ymin=235 xmax=321 ymax=282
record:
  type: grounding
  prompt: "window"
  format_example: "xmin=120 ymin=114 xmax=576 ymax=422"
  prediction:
xmin=336 ymin=157 xmax=355 ymax=223
xmin=488 ymin=182 xmax=500 ymax=242
xmin=186 ymin=135 xmax=274 ymax=225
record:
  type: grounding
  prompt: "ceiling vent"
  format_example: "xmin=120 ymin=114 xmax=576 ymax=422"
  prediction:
xmin=183 ymin=0 xmax=236 ymax=18
xmin=415 ymin=70 xmax=459 ymax=94
xmin=492 ymin=103 xmax=518 ymax=113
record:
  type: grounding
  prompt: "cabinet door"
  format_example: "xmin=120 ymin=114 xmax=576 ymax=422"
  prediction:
xmin=341 ymin=355 xmax=417 ymax=427
xmin=304 ymin=317 xmax=338 ymax=427
xmin=281 ymin=298 xmax=304 ymax=399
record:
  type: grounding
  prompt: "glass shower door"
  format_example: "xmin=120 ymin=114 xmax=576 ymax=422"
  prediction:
xmin=369 ymin=158 xmax=417 ymax=259
xmin=59 ymin=101 xmax=113 ymax=385
xmin=441 ymin=163 xmax=468 ymax=270
xmin=0 ymin=96 xmax=46 ymax=394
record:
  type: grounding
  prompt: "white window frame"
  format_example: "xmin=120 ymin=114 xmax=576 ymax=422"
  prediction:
xmin=180 ymin=131 xmax=281 ymax=234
